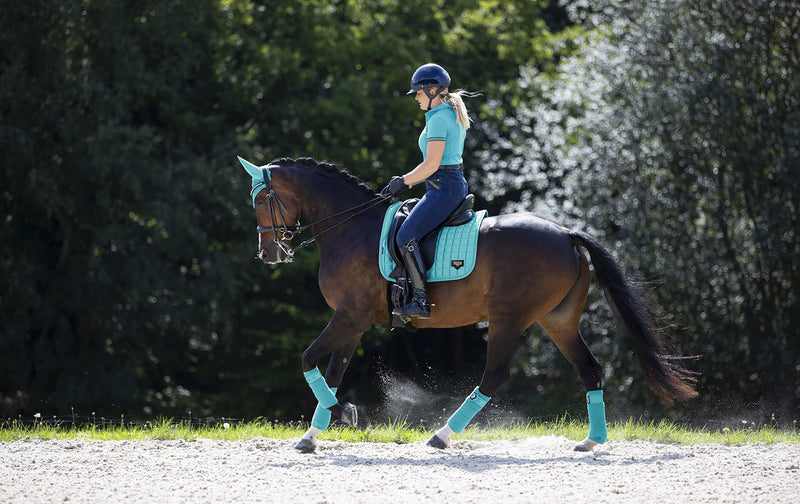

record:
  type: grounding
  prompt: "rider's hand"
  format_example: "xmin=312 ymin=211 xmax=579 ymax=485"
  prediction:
xmin=380 ymin=176 xmax=408 ymax=198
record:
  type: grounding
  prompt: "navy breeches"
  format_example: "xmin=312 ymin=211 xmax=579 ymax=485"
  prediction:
xmin=395 ymin=168 xmax=468 ymax=248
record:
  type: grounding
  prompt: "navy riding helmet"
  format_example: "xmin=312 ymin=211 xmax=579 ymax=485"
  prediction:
xmin=407 ymin=63 xmax=451 ymax=110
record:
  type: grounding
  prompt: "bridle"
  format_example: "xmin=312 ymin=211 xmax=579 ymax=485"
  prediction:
xmin=251 ymin=167 xmax=301 ymax=261
xmin=251 ymin=166 xmax=389 ymax=262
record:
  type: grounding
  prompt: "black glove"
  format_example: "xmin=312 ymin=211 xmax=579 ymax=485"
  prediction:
xmin=380 ymin=176 xmax=408 ymax=197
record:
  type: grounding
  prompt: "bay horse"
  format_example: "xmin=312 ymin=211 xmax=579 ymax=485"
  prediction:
xmin=238 ymin=156 xmax=697 ymax=453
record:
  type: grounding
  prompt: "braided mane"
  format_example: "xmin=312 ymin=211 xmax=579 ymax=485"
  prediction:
xmin=271 ymin=157 xmax=378 ymax=197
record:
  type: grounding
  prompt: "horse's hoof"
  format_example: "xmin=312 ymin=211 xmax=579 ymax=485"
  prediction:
xmin=340 ymin=402 xmax=358 ymax=427
xmin=426 ymin=434 xmax=449 ymax=449
xmin=573 ymin=438 xmax=600 ymax=452
xmin=294 ymin=437 xmax=317 ymax=453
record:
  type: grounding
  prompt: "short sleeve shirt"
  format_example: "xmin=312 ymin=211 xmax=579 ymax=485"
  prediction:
xmin=418 ymin=103 xmax=467 ymax=165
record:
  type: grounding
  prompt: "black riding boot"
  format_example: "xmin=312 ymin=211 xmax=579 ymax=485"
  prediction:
xmin=393 ymin=238 xmax=431 ymax=319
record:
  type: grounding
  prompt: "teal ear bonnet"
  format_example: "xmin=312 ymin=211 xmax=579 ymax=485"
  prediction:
xmin=238 ymin=156 xmax=272 ymax=207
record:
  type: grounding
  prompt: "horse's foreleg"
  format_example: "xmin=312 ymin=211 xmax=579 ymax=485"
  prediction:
xmin=295 ymin=338 xmax=361 ymax=453
xmin=427 ymin=323 xmax=522 ymax=449
xmin=299 ymin=311 xmax=368 ymax=432
xmin=427 ymin=386 xmax=492 ymax=449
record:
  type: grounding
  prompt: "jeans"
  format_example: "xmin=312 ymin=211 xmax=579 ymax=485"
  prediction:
xmin=396 ymin=168 xmax=468 ymax=248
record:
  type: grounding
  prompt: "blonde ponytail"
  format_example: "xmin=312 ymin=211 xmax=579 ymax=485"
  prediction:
xmin=442 ymin=89 xmax=478 ymax=130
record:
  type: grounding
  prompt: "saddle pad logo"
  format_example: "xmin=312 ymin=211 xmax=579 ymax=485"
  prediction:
xmin=451 ymin=260 xmax=465 ymax=270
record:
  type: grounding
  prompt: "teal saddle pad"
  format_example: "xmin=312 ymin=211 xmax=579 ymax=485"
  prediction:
xmin=379 ymin=201 xmax=487 ymax=283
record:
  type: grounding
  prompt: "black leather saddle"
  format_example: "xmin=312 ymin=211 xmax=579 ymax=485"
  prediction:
xmin=386 ymin=194 xmax=475 ymax=278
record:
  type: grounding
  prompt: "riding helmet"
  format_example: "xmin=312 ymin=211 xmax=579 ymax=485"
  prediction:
xmin=407 ymin=63 xmax=451 ymax=96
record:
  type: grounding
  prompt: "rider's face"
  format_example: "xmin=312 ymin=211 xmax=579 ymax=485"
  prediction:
xmin=414 ymin=89 xmax=441 ymax=110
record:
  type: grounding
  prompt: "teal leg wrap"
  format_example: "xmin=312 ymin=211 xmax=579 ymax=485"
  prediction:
xmin=303 ymin=368 xmax=338 ymax=409
xmin=311 ymin=387 xmax=337 ymax=430
xmin=587 ymin=389 xmax=607 ymax=444
xmin=447 ymin=387 xmax=491 ymax=434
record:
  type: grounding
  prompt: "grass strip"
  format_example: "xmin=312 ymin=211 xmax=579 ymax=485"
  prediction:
xmin=1 ymin=416 xmax=798 ymax=444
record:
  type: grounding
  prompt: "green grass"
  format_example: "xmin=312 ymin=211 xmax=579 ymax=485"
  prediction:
xmin=1 ymin=416 xmax=798 ymax=444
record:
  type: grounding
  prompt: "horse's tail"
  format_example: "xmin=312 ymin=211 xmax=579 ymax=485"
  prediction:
xmin=569 ymin=230 xmax=698 ymax=403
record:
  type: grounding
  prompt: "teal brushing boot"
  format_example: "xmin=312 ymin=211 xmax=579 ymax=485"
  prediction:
xmin=427 ymin=387 xmax=491 ymax=449
xmin=303 ymin=367 xmax=357 ymax=426
xmin=294 ymin=387 xmax=338 ymax=453
xmin=574 ymin=389 xmax=607 ymax=452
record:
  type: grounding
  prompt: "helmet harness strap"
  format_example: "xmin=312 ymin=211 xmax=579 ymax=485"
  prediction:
xmin=424 ymin=86 xmax=444 ymax=110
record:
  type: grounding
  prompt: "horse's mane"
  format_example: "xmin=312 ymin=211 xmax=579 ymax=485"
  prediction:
xmin=271 ymin=157 xmax=379 ymax=198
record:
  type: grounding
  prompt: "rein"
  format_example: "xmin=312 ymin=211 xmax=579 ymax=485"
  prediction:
xmin=252 ymin=167 xmax=389 ymax=261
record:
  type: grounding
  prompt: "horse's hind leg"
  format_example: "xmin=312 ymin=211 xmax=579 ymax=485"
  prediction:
xmin=540 ymin=256 xmax=607 ymax=451
xmin=541 ymin=321 xmax=607 ymax=451
xmin=540 ymin=320 xmax=602 ymax=391
xmin=427 ymin=319 xmax=527 ymax=449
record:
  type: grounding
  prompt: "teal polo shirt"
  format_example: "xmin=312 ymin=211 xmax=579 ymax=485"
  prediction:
xmin=418 ymin=103 xmax=466 ymax=165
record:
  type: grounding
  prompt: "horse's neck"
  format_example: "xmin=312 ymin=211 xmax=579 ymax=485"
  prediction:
xmin=278 ymin=166 xmax=383 ymax=247
xmin=280 ymin=167 xmax=361 ymax=217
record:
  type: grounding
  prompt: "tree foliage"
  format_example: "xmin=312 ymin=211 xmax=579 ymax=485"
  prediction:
xmin=479 ymin=0 xmax=799 ymax=420
xmin=0 ymin=0 xmax=565 ymax=418
xmin=2 ymin=0 xmax=795 ymax=424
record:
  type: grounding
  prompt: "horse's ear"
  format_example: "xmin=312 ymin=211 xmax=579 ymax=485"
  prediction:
xmin=238 ymin=156 xmax=264 ymax=180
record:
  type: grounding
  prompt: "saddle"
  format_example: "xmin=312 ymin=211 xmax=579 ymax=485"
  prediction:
xmin=383 ymin=194 xmax=477 ymax=329
xmin=385 ymin=194 xmax=475 ymax=277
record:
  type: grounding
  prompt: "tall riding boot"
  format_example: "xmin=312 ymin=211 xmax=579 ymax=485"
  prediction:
xmin=393 ymin=238 xmax=431 ymax=319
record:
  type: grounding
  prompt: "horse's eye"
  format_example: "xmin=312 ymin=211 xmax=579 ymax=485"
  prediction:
xmin=255 ymin=200 xmax=266 ymax=209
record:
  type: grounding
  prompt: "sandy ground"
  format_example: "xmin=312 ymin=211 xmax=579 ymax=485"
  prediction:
xmin=2 ymin=436 xmax=798 ymax=503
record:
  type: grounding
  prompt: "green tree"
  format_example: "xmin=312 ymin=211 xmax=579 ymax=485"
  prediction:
xmin=1 ymin=0 xmax=572 ymax=420
xmin=1 ymin=0 xmax=250 ymax=416
xmin=480 ymin=0 xmax=800 ymax=420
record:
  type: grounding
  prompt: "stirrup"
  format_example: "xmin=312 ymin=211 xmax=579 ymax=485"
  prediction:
xmin=392 ymin=295 xmax=431 ymax=319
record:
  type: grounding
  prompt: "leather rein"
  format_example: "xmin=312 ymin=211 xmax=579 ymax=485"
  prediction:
xmin=251 ymin=167 xmax=388 ymax=262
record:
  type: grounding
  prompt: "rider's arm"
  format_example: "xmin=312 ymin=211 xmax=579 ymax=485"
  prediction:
xmin=402 ymin=139 xmax=445 ymax=186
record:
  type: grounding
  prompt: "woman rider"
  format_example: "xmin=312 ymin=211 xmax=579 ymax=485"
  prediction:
xmin=381 ymin=63 xmax=473 ymax=319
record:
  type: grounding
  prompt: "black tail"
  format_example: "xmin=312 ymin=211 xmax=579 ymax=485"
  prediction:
xmin=570 ymin=231 xmax=698 ymax=403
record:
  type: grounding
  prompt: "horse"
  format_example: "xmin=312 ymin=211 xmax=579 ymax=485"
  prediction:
xmin=238 ymin=156 xmax=698 ymax=453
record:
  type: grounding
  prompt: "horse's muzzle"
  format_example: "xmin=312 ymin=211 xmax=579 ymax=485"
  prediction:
xmin=258 ymin=248 xmax=281 ymax=264
xmin=258 ymin=241 xmax=293 ymax=264
xmin=258 ymin=248 xmax=279 ymax=264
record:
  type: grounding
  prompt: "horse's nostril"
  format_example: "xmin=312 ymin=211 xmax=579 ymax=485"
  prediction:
xmin=258 ymin=247 xmax=284 ymax=265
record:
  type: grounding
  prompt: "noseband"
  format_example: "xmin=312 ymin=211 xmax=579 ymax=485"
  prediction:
xmin=251 ymin=166 xmax=389 ymax=262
